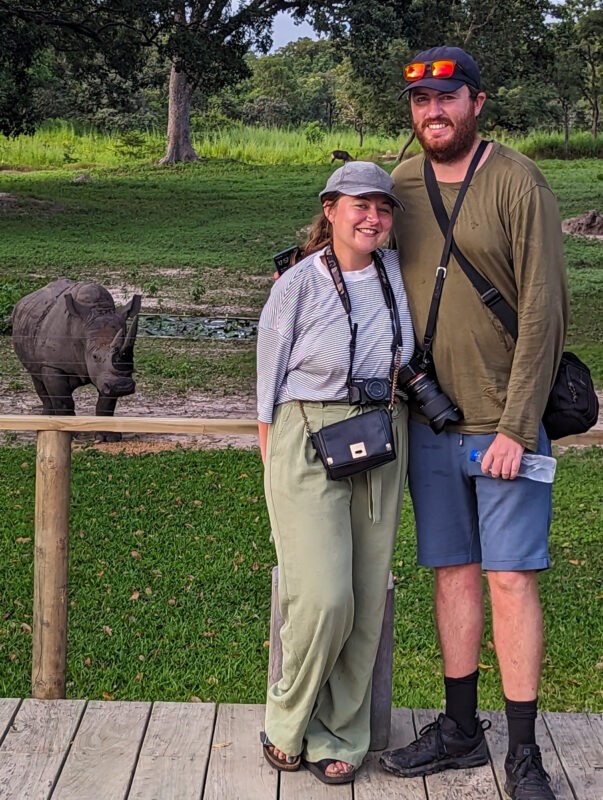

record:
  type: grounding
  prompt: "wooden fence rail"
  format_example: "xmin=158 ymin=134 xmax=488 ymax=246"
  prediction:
xmin=0 ymin=414 xmax=599 ymax=701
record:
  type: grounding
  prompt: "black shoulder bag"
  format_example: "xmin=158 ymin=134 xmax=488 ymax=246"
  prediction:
xmin=424 ymin=153 xmax=599 ymax=440
xmin=299 ymin=246 xmax=402 ymax=480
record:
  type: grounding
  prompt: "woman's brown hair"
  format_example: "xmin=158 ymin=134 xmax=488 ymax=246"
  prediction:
xmin=297 ymin=192 xmax=339 ymax=261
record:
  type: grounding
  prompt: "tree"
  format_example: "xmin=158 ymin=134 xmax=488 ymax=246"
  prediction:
xmin=0 ymin=1 xmax=169 ymax=137
xmin=0 ymin=1 xmax=336 ymax=160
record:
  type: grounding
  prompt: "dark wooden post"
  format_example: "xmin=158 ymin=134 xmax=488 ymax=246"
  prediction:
xmin=268 ymin=566 xmax=394 ymax=750
xmin=31 ymin=430 xmax=71 ymax=699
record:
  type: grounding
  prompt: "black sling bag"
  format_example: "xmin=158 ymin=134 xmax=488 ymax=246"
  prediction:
xmin=424 ymin=154 xmax=599 ymax=440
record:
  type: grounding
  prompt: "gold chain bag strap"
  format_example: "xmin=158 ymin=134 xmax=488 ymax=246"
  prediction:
xmin=299 ymin=246 xmax=403 ymax=481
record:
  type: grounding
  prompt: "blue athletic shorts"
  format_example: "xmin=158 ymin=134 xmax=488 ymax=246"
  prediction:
xmin=408 ymin=420 xmax=553 ymax=571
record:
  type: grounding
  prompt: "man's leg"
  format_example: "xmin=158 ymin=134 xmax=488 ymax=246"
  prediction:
xmin=488 ymin=570 xmax=555 ymax=799
xmin=487 ymin=570 xmax=543 ymax=703
xmin=436 ymin=563 xmax=484 ymax=678
xmin=380 ymin=423 xmax=493 ymax=778
xmin=477 ymin=423 xmax=556 ymax=799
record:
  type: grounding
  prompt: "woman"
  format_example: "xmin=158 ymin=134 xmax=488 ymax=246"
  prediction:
xmin=256 ymin=161 xmax=415 ymax=784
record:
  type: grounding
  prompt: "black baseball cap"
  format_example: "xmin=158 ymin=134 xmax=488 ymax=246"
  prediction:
xmin=401 ymin=46 xmax=482 ymax=94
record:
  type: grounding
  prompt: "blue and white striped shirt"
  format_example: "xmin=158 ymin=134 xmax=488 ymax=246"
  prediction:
xmin=257 ymin=247 xmax=415 ymax=423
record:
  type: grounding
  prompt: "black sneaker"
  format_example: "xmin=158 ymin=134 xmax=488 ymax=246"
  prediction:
xmin=504 ymin=744 xmax=556 ymax=799
xmin=379 ymin=713 xmax=491 ymax=778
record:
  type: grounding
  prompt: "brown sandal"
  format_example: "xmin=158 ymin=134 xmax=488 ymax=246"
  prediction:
xmin=260 ymin=731 xmax=301 ymax=772
xmin=302 ymin=757 xmax=356 ymax=784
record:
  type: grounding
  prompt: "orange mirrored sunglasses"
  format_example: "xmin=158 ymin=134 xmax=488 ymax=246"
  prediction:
xmin=404 ymin=60 xmax=464 ymax=81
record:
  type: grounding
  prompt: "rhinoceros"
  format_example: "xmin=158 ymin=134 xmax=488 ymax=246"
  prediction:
xmin=12 ymin=279 xmax=141 ymax=441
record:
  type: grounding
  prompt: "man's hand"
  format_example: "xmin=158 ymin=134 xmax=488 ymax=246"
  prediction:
xmin=480 ymin=433 xmax=525 ymax=479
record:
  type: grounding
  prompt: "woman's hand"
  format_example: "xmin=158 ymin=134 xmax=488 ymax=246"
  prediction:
xmin=258 ymin=421 xmax=270 ymax=465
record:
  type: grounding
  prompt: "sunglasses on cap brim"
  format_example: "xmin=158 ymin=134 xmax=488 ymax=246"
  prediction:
xmin=403 ymin=59 xmax=475 ymax=85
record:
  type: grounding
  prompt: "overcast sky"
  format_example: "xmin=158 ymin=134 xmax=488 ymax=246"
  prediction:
xmin=270 ymin=11 xmax=317 ymax=51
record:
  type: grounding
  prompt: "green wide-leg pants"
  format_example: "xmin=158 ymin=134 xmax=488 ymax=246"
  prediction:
xmin=263 ymin=400 xmax=408 ymax=767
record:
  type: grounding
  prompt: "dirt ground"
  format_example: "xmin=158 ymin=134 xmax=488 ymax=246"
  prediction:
xmin=562 ymin=209 xmax=603 ymax=239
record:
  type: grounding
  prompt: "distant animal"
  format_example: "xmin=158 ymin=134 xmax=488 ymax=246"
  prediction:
xmin=330 ymin=149 xmax=355 ymax=164
xmin=12 ymin=279 xmax=141 ymax=441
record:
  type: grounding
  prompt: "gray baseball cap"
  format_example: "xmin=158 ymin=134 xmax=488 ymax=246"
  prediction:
xmin=319 ymin=161 xmax=404 ymax=209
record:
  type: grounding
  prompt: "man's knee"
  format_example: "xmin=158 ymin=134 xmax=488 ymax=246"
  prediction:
xmin=435 ymin=563 xmax=483 ymax=593
xmin=487 ymin=570 xmax=538 ymax=599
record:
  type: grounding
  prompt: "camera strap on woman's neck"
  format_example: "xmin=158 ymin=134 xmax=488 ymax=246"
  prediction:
xmin=421 ymin=139 xmax=488 ymax=363
xmin=323 ymin=244 xmax=402 ymax=408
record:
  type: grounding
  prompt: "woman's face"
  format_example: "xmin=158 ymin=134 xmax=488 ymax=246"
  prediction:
xmin=324 ymin=193 xmax=394 ymax=265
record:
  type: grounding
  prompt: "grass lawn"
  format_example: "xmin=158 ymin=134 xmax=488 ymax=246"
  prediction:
xmin=0 ymin=156 xmax=601 ymax=712
xmin=0 ymin=444 xmax=600 ymax=712
xmin=1 ymin=158 xmax=601 ymax=380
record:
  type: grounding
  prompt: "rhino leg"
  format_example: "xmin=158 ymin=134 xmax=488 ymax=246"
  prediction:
xmin=30 ymin=376 xmax=56 ymax=415
xmin=95 ymin=395 xmax=122 ymax=442
xmin=37 ymin=368 xmax=76 ymax=415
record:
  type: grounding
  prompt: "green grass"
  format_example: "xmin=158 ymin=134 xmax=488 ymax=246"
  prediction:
xmin=0 ymin=445 xmax=600 ymax=710
xmin=1 ymin=122 xmax=601 ymax=170
xmin=0 ymin=149 xmax=600 ymax=711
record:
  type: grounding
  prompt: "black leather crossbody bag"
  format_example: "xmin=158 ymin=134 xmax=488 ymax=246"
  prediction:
xmin=299 ymin=246 xmax=402 ymax=480
xmin=424 ymin=154 xmax=599 ymax=440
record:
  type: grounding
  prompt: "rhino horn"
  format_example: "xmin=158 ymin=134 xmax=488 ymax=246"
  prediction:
xmin=111 ymin=326 xmax=125 ymax=353
xmin=120 ymin=314 xmax=139 ymax=360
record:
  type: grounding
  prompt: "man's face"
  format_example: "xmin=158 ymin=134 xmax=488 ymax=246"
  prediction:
xmin=409 ymin=85 xmax=486 ymax=163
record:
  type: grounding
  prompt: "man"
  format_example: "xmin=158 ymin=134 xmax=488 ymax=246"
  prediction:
xmin=379 ymin=46 xmax=568 ymax=800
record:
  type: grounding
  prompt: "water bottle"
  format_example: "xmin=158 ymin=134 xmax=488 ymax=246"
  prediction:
xmin=469 ymin=449 xmax=556 ymax=483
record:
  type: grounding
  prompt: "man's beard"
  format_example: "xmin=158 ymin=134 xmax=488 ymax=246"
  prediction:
xmin=414 ymin=109 xmax=478 ymax=163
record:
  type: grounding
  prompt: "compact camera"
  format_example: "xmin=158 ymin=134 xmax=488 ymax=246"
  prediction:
xmin=397 ymin=351 xmax=462 ymax=433
xmin=348 ymin=377 xmax=391 ymax=406
xmin=273 ymin=245 xmax=301 ymax=275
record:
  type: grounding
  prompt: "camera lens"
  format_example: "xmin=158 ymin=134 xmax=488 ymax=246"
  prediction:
xmin=365 ymin=379 xmax=390 ymax=402
xmin=407 ymin=374 xmax=462 ymax=433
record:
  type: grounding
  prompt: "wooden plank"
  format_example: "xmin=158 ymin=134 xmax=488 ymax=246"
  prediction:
xmin=281 ymin=763 xmax=353 ymax=800
xmin=415 ymin=709 xmax=500 ymax=799
xmin=0 ymin=414 xmax=258 ymax=436
xmin=542 ymin=711 xmax=603 ymax=799
xmin=368 ymin=572 xmax=394 ymax=751
xmin=128 ymin=701 xmax=216 ymax=800
xmin=204 ymin=703 xmax=277 ymax=800
xmin=51 ymin=700 xmax=150 ymax=800
xmin=483 ymin=711 xmax=574 ymax=799
xmin=0 ymin=699 xmax=85 ymax=800
xmin=357 ymin=706 xmax=426 ymax=799
xmin=0 ymin=699 xmax=21 ymax=743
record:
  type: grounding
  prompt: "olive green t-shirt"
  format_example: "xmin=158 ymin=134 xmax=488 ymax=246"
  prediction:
xmin=391 ymin=142 xmax=568 ymax=450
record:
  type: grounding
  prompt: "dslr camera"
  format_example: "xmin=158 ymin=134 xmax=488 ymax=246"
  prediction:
xmin=273 ymin=245 xmax=301 ymax=275
xmin=397 ymin=351 xmax=462 ymax=433
xmin=348 ymin=377 xmax=391 ymax=406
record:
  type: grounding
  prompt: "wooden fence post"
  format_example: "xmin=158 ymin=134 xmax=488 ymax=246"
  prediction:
xmin=268 ymin=566 xmax=394 ymax=751
xmin=32 ymin=430 xmax=71 ymax=699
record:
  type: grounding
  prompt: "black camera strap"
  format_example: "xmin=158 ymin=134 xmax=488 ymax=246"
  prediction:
xmin=420 ymin=139 xmax=489 ymax=362
xmin=324 ymin=244 xmax=402 ymax=405
xmin=424 ymin=141 xmax=518 ymax=342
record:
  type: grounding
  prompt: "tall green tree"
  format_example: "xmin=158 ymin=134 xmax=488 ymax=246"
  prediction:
xmin=0 ymin=1 xmax=337 ymax=160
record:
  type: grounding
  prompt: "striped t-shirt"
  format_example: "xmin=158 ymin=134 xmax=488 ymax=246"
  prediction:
xmin=257 ymin=247 xmax=415 ymax=423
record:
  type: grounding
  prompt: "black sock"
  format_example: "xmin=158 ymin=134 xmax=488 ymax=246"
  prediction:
xmin=505 ymin=696 xmax=537 ymax=754
xmin=444 ymin=669 xmax=479 ymax=736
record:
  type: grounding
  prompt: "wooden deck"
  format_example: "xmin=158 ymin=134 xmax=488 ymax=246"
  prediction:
xmin=0 ymin=701 xmax=600 ymax=799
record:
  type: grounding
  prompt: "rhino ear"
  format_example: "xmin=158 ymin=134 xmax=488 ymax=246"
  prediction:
xmin=121 ymin=294 xmax=142 ymax=321
xmin=64 ymin=293 xmax=86 ymax=319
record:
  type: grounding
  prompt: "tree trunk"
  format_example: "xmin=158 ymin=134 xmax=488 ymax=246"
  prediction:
xmin=160 ymin=63 xmax=199 ymax=164
xmin=563 ymin=102 xmax=570 ymax=160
